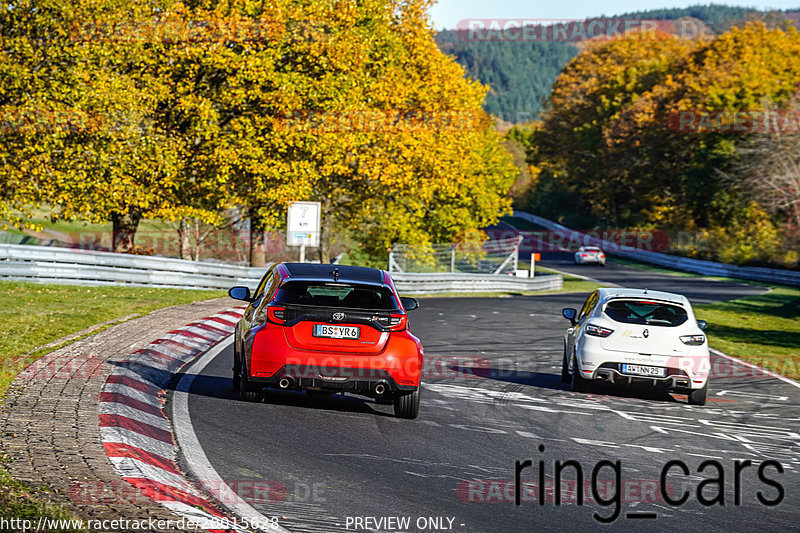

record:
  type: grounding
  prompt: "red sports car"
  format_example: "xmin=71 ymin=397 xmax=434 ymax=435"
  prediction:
xmin=228 ymin=263 xmax=423 ymax=418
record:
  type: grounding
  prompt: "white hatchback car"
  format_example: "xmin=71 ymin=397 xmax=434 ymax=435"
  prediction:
xmin=574 ymin=246 xmax=606 ymax=266
xmin=561 ymin=288 xmax=710 ymax=405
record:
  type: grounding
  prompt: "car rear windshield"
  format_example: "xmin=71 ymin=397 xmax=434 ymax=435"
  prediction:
xmin=603 ymin=300 xmax=688 ymax=327
xmin=274 ymin=282 xmax=399 ymax=310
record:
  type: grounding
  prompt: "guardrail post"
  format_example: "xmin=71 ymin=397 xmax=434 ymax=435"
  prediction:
xmin=450 ymin=246 xmax=456 ymax=273
xmin=388 ymin=249 xmax=403 ymax=273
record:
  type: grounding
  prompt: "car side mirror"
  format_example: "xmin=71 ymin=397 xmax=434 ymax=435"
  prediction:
xmin=697 ymin=319 xmax=707 ymax=331
xmin=562 ymin=307 xmax=577 ymax=326
xmin=228 ymin=286 xmax=254 ymax=302
xmin=401 ymin=297 xmax=419 ymax=311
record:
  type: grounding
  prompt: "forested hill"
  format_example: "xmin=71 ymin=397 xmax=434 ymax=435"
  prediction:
xmin=435 ymin=4 xmax=798 ymax=122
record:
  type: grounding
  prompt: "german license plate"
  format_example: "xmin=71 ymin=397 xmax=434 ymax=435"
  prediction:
xmin=622 ymin=364 xmax=665 ymax=377
xmin=313 ymin=324 xmax=360 ymax=339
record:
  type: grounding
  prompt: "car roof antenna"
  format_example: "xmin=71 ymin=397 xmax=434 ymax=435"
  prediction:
xmin=643 ymin=288 xmax=648 ymax=294
xmin=333 ymin=267 xmax=339 ymax=282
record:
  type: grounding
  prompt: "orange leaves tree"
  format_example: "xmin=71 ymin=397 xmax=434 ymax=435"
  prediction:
xmin=1 ymin=0 xmax=516 ymax=265
xmin=0 ymin=0 xmax=209 ymax=251
xmin=527 ymin=22 xmax=800 ymax=264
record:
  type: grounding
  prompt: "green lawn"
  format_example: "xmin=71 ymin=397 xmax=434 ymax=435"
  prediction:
xmin=0 ymin=281 xmax=224 ymax=527
xmin=697 ymin=285 xmax=800 ymax=380
xmin=0 ymin=281 xmax=225 ymax=394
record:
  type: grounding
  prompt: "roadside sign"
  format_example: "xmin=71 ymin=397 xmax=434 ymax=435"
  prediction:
xmin=286 ymin=202 xmax=321 ymax=247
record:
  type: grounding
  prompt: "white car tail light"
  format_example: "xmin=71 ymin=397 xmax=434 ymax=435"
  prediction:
xmin=680 ymin=334 xmax=705 ymax=346
xmin=585 ymin=324 xmax=614 ymax=337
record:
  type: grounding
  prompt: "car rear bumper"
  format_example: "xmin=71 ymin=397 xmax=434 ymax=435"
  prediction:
xmin=246 ymin=325 xmax=423 ymax=390
xmin=576 ymin=348 xmax=709 ymax=390
xmin=589 ymin=363 xmax=698 ymax=390
xmin=249 ymin=365 xmax=418 ymax=393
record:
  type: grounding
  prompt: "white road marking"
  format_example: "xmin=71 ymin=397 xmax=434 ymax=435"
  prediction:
xmin=622 ymin=444 xmax=671 ymax=453
xmin=686 ymin=453 xmax=723 ymax=459
xmin=571 ymin=438 xmax=618 ymax=447
xmin=711 ymin=347 xmax=800 ymax=390
xmin=170 ymin=338 xmax=288 ymax=533
xmin=716 ymin=389 xmax=789 ymax=401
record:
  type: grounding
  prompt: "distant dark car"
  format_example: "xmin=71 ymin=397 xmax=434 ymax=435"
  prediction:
xmin=228 ymin=263 xmax=423 ymax=418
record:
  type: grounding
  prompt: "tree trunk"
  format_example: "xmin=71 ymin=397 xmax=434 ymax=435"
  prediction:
xmin=191 ymin=219 xmax=202 ymax=261
xmin=111 ymin=208 xmax=142 ymax=253
xmin=178 ymin=218 xmax=189 ymax=260
xmin=318 ymin=201 xmax=333 ymax=264
xmin=249 ymin=207 xmax=266 ymax=267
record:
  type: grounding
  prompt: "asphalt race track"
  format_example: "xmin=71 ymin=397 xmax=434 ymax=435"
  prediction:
xmin=491 ymin=219 xmax=768 ymax=304
xmin=172 ymin=286 xmax=800 ymax=532
xmin=535 ymin=252 xmax=767 ymax=304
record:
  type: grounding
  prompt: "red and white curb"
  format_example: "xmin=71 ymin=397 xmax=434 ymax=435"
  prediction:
xmin=98 ymin=307 xmax=254 ymax=532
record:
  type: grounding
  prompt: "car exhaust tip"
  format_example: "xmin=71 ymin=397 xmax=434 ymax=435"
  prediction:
xmin=278 ymin=377 xmax=293 ymax=389
xmin=375 ymin=383 xmax=387 ymax=395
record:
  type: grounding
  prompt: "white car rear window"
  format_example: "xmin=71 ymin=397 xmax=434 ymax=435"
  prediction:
xmin=604 ymin=300 xmax=688 ymax=327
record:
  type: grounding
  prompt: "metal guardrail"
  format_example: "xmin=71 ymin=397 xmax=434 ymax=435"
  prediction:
xmin=0 ymin=243 xmax=563 ymax=294
xmin=391 ymin=272 xmax=562 ymax=294
xmin=513 ymin=211 xmax=800 ymax=287
xmin=0 ymin=244 xmax=265 ymax=290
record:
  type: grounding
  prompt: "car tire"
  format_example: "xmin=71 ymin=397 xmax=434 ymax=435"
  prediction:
xmin=394 ymin=388 xmax=420 ymax=419
xmin=237 ymin=362 xmax=262 ymax=403
xmin=571 ymin=354 xmax=590 ymax=393
xmin=688 ymin=381 xmax=708 ymax=406
xmin=232 ymin=342 xmax=241 ymax=391
xmin=561 ymin=349 xmax=571 ymax=384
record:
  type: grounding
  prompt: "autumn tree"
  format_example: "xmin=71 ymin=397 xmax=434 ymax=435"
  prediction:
xmin=153 ymin=0 xmax=515 ymax=265
xmin=606 ymin=22 xmax=800 ymax=231
xmin=725 ymin=95 xmax=800 ymax=245
xmin=0 ymin=0 xmax=226 ymax=251
xmin=527 ymin=21 xmax=800 ymax=266
xmin=532 ymin=30 xmax=694 ymax=226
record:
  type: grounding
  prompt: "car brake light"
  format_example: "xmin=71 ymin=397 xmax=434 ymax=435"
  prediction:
xmin=585 ymin=323 xmax=614 ymax=337
xmin=680 ymin=334 xmax=705 ymax=346
xmin=389 ymin=314 xmax=407 ymax=331
xmin=267 ymin=306 xmax=286 ymax=325
xmin=582 ymin=253 xmax=588 ymax=257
